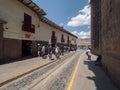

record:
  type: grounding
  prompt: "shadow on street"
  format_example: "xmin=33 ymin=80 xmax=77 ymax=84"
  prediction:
xmin=84 ymin=60 xmax=119 ymax=90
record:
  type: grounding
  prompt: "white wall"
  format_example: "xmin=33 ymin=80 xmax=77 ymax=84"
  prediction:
xmin=0 ymin=0 xmax=77 ymax=44
xmin=0 ymin=0 xmax=39 ymax=40
xmin=36 ymin=21 xmax=52 ymax=41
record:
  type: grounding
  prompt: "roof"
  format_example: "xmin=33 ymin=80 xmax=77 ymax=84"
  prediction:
xmin=18 ymin=0 xmax=77 ymax=38
xmin=18 ymin=0 xmax=46 ymax=17
xmin=40 ymin=17 xmax=78 ymax=38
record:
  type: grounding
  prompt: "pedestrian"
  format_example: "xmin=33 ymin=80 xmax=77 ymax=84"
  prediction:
xmin=41 ymin=45 xmax=46 ymax=59
xmin=48 ymin=46 xmax=53 ymax=60
xmin=60 ymin=45 xmax=64 ymax=56
xmin=55 ymin=46 xmax=61 ymax=59
xmin=66 ymin=46 xmax=69 ymax=53
xmin=86 ymin=48 xmax=92 ymax=60
xmin=37 ymin=44 xmax=41 ymax=56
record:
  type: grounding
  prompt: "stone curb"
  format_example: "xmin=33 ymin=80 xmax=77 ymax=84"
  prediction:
xmin=0 ymin=52 xmax=75 ymax=87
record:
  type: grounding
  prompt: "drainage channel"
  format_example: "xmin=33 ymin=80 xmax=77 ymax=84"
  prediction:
xmin=0 ymin=52 xmax=75 ymax=90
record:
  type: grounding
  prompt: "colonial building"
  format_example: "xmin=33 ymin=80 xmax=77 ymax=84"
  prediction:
xmin=77 ymin=39 xmax=91 ymax=48
xmin=91 ymin=0 xmax=120 ymax=88
xmin=0 ymin=0 xmax=77 ymax=63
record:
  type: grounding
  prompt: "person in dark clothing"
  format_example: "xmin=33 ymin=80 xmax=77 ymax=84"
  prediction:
xmin=60 ymin=45 xmax=64 ymax=55
xmin=48 ymin=46 xmax=52 ymax=60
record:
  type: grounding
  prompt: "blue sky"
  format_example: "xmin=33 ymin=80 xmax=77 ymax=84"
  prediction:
xmin=33 ymin=0 xmax=90 ymax=39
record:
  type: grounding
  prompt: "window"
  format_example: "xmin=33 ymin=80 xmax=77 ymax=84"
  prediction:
xmin=24 ymin=13 xmax=31 ymax=26
xmin=22 ymin=13 xmax=35 ymax=33
xmin=61 ymin=34 xmax=65 ymax=43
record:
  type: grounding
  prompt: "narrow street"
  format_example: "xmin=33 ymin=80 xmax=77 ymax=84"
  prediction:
xmin=30 ymin=51 xmax=83 ymax=90
xmin=0 ymin=50 xmax=83 ymax=90
xmin=0 ymin=50 xmax=118 ymax=90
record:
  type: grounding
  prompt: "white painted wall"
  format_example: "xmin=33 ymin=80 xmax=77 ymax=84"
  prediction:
xmin=36 ymin=21 xmax=52 ymax=42
xmin=0 ymin=0 xmax=39 ymax=40
xmin=0 ymin=0 xmax=77 ymax=44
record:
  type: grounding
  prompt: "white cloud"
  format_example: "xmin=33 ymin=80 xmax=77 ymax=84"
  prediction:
xmin=88 ymin=0 xmax=90 ymax=3
xmin=71 ymin=30 xmax=90 ymax=39
xmin=71 ymin=31 xmax=78 ymax=37
xmin=67 ymin=5 xmax=90 ymax=27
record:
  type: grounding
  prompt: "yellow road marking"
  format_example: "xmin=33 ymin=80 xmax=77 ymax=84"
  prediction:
xmin=67 ymin=53 xmax=82 ymax=90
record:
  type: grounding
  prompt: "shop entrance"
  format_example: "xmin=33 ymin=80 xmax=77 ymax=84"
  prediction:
xmin=22 ymin=40 xmax=32 ymax=57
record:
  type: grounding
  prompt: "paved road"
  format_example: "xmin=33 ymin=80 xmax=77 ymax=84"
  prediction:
xmin=30 ymin=50 xmax=84 ymax=90
xmin=1 ymin=50 xmax=118 ymax=90
xmin=0 ymin=51 xmax=81 ymax=90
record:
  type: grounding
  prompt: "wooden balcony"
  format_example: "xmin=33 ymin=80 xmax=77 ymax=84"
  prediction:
xmin=22 ymin=24 xmax=35 ymax=33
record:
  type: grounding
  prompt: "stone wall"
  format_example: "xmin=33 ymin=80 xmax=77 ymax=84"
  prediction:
xmin=101 ymin=0 xmax=120 ymax=88
xmin=91 ymin=0 xmax=101 ymax=55
xmin=91 ymin=0 xmax=120 ymax=88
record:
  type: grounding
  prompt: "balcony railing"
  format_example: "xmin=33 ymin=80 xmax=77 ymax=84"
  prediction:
xmin=22 ymin=24 xmax=35 ymax=33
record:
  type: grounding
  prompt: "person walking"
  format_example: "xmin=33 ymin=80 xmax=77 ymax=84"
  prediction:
xmin=37 ymin=44 xmax=41 ymax=57
xmin=48 ymin=46 xmax=53 ymax=60
xmin=41 ymin=45 xmax=46 ymax=59
xmin=86 ymin=48 xmax=92 ymax=60
xmin=55 ymin=46 xmax=61 ymax=59
xmin=60 ymin=45 xmax=64 ymax=56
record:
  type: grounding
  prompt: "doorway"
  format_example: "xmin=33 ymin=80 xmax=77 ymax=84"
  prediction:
xmin=22 ymin=40 xmax=32 ymax=57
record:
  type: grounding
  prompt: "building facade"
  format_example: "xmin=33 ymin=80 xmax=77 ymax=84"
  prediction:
xmin=91 ymin=0 xmax=120 ymax=88
xmin=0 ymin=0 xmax=77 ymax=63
xmin=77 ymin=39 xmax=91 ymax=48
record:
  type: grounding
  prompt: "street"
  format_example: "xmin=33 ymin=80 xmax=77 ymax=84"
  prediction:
xmin=30 ymin=51 xmax=83 ymax=90
xmin=0 ymin=50 xmax=118 ymax=90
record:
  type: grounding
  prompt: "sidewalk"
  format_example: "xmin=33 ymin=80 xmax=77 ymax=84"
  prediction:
xmin=71 ymin=53 xmax=118 ymax=90
xmin=0 ymin=52 xmax=74 ymax=86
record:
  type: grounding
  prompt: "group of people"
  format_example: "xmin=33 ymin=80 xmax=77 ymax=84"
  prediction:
xmin=38 ymin=44 xmax=77 ymax=60
xmin=38 ymin=45 xmax=101 ymax=65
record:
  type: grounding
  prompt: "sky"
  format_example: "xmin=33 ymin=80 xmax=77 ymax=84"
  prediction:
xmin=32 ymin=0 xmax=91 ymax=39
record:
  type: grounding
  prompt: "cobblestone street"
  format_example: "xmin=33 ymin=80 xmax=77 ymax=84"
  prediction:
xmin=0 ymin=50 xmax=119 ymax=90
